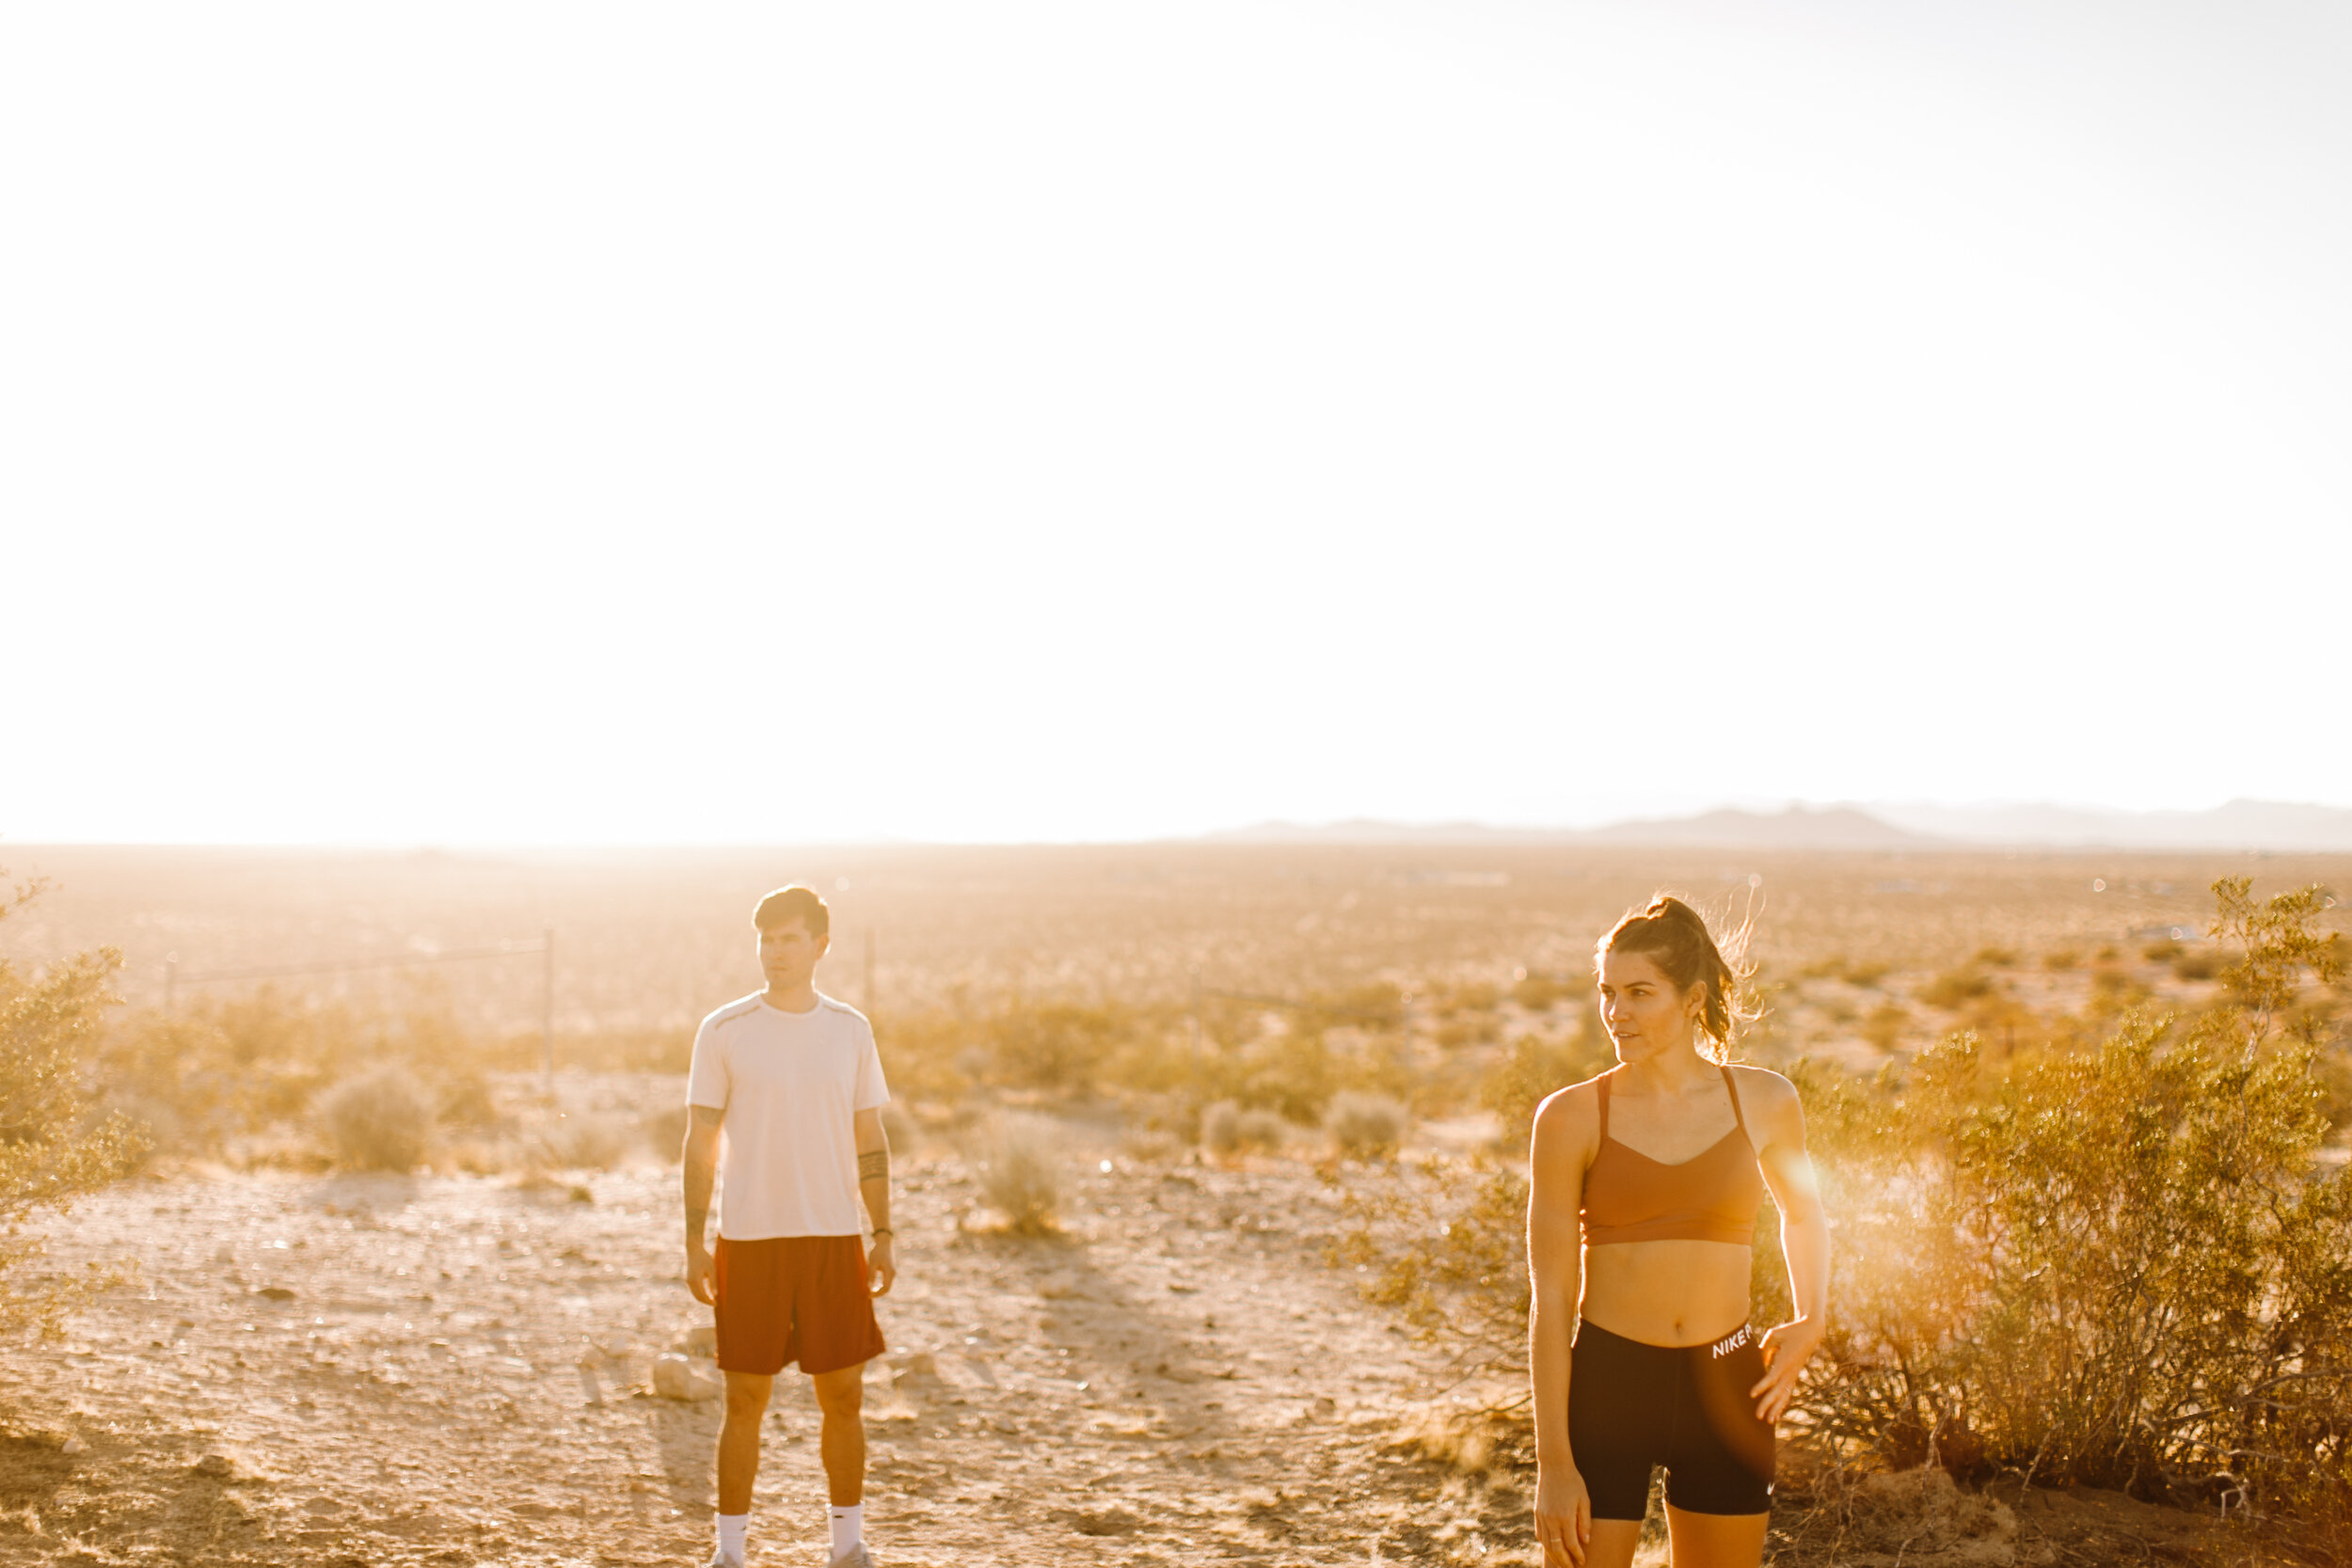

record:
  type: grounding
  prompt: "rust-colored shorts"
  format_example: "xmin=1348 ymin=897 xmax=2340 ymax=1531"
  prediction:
xmin=712 ymin=1235 xmax=886 ymax=1377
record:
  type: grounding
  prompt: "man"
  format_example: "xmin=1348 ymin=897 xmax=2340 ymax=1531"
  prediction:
xmin=684 ymin=884 xmax=896 ymax=1568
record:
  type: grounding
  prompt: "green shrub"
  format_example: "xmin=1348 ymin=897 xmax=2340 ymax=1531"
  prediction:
xmin=315 ymin=1064 xmax=437 ymax=1170
xmin=1795 ymin=879 xmax=2352 ymax=1530
xmin=1324 ymin=1091 xmax=1408 ymax=1158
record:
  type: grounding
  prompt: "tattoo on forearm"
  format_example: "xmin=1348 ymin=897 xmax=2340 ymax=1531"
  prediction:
xmin=859 ymin=1148 xmax=890 ymax=1183
xmin=683 ymin=1152 xmax=715 ymax=1244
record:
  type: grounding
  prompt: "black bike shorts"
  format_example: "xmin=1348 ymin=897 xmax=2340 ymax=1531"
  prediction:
xmin=1567 ymin=1320 xmax=1775 ymax=1519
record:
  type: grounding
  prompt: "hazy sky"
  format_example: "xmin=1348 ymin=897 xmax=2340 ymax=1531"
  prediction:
xmin=6 ymin=1 xmax=2347 ymax=845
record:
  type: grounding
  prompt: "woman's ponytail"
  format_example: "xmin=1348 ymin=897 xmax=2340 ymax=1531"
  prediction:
xmin=1597 ymin=893 xmax=1756 ymax=1059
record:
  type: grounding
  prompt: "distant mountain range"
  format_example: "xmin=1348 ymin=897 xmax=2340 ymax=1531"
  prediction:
xmin=1199 ymin=800 xmax=2352 ymax=851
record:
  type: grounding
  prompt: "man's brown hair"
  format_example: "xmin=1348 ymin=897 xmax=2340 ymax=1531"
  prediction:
xmin=752 ymin=884 xmax=831 ymax=939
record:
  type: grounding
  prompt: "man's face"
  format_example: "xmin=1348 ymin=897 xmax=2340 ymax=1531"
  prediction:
xmin=757 ymin=916 xmax=828 ymax=990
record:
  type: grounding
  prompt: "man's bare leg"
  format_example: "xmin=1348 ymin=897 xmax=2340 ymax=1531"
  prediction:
xmin=718 ymin=1370 xmax=773 ymax=1515
xmin=813 ymin=1362 xmax=866 ymax=1506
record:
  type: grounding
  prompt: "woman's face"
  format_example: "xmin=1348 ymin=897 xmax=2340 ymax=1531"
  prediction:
xmin=1597 ymin=948 xmax=1705 ymax=1064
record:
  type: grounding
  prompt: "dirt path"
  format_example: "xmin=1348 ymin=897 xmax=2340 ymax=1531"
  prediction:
xmin=1 ymin=1146 xmax=1523 ymax=1566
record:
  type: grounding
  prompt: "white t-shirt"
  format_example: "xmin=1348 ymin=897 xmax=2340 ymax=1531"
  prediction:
xmin=686 ymin=990 xmax=891 ymax=1241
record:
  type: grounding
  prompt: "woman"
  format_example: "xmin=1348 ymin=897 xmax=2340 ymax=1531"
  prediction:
xmin=1528 ymin=896 xmax=1830 ymax=1568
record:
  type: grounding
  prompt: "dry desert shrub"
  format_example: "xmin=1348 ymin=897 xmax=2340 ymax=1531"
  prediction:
xmin=1916 ymin=965 xmax=1994 ymax=1009
xmin=1324 ymin=1090 xmax=1408 ymax=1158
xmin=1332 ymin=1153 xmax=1532 ymax=1386
xmin=0 ymin=877 xmax=143 ymax=1336
xmin=536 ymin=1110 xmax=632 ymax=1171
xmin=1200 ymin=1099 xmax=1287 ymax=1154
xmin=315 ymin=1064 xmax=437 ymax=1171
xmin=1479 ymin=1019 xmax=1611 ymax=1148
xmin=986 ymin=1001 xmax=1130 ymax=1090
xmin=971 ymin=1112 xmax=1062 ymax=1234
xmin=641 ymin=1102 xmax=691 ymax=1160
xmin=98 ymin=981 xmax=513 ymax=1159
xmin=1860 ymin=1000 xmax=1910 ymax=1050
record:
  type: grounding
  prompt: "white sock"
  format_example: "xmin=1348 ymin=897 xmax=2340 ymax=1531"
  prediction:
xmin=716 ymin=1513 xmax=748 ymax=1562
xmin=829 ymin=1502 xmax=863 ymax=1558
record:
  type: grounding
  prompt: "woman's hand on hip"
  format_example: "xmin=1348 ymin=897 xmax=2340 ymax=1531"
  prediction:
xmin=1750 ymin=1316 xmax=1824 ymax=1424
xmin=1534 ymin=1462 xmax=1592 ymax=1567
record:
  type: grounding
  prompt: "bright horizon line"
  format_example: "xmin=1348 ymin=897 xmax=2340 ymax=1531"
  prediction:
xmin=10 ymin=794 xmax=2351 ymax=853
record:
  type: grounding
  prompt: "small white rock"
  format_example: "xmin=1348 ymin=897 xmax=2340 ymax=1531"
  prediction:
xmin=61 ymin=1436 xmax=87 ymax=1456
xmin=652 ymin=1352 xmax=719 ymax=1402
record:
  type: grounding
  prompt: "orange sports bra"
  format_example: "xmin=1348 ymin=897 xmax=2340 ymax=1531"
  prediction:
xmin=1581 ymin=1066 xmax=1765 ymax=1248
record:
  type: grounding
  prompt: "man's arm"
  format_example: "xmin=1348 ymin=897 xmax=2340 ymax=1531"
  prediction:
xmin=682 ymin=1105 xmax=723 ymax=1305
xmin=854 ymin=1106 xmax=896 ymax=1297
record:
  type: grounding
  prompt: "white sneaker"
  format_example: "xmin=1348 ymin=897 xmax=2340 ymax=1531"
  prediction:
xmin=830 ymin=1545 xmax=874 ymax=1568
xmin=706 ymin=1552 xmax=745 ymax=1568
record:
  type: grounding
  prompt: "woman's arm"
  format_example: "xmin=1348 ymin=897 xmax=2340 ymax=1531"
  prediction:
xmin=1529 ymin=1086 xmax=1592 ymax=1567
xmin=1746 ymin=1069 xmax=1829 ymax=1423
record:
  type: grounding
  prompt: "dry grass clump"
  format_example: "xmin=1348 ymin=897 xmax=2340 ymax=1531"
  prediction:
xmin=971 ymin=1112 xmax=1062 ymax=1234
xmin=315 ymin=1064 xmax=436 ymax=1171
xmin=1324 ymin=1091 xmax=1408 ymax=1158
xmin=1200 ymin=1100 xmax=1287 ymax=1155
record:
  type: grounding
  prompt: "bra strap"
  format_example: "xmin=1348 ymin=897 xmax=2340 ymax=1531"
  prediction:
xmin=1596 ymin=1070 xmax=1612 ymax=1141
xmin=1719 ymin=1064 xmax=1750 ymax=1144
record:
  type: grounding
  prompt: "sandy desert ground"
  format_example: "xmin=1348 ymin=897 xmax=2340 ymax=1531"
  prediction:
xmin=2 ymin=1131 xmax=1541 ymax=1568
xmin=2 ymin=1134 xmax=2265 ymax=1568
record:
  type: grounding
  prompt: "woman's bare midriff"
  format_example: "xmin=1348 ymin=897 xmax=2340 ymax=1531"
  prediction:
xmin=1581 ymin=1238 xmax=1753 ymax=1347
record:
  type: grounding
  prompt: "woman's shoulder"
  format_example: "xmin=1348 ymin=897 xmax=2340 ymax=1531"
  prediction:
xmin=1725 ymin=1063 xmax=1804 ymax=1137
xmin=1533 ymin=1069 xmax=1612 ymax=1133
